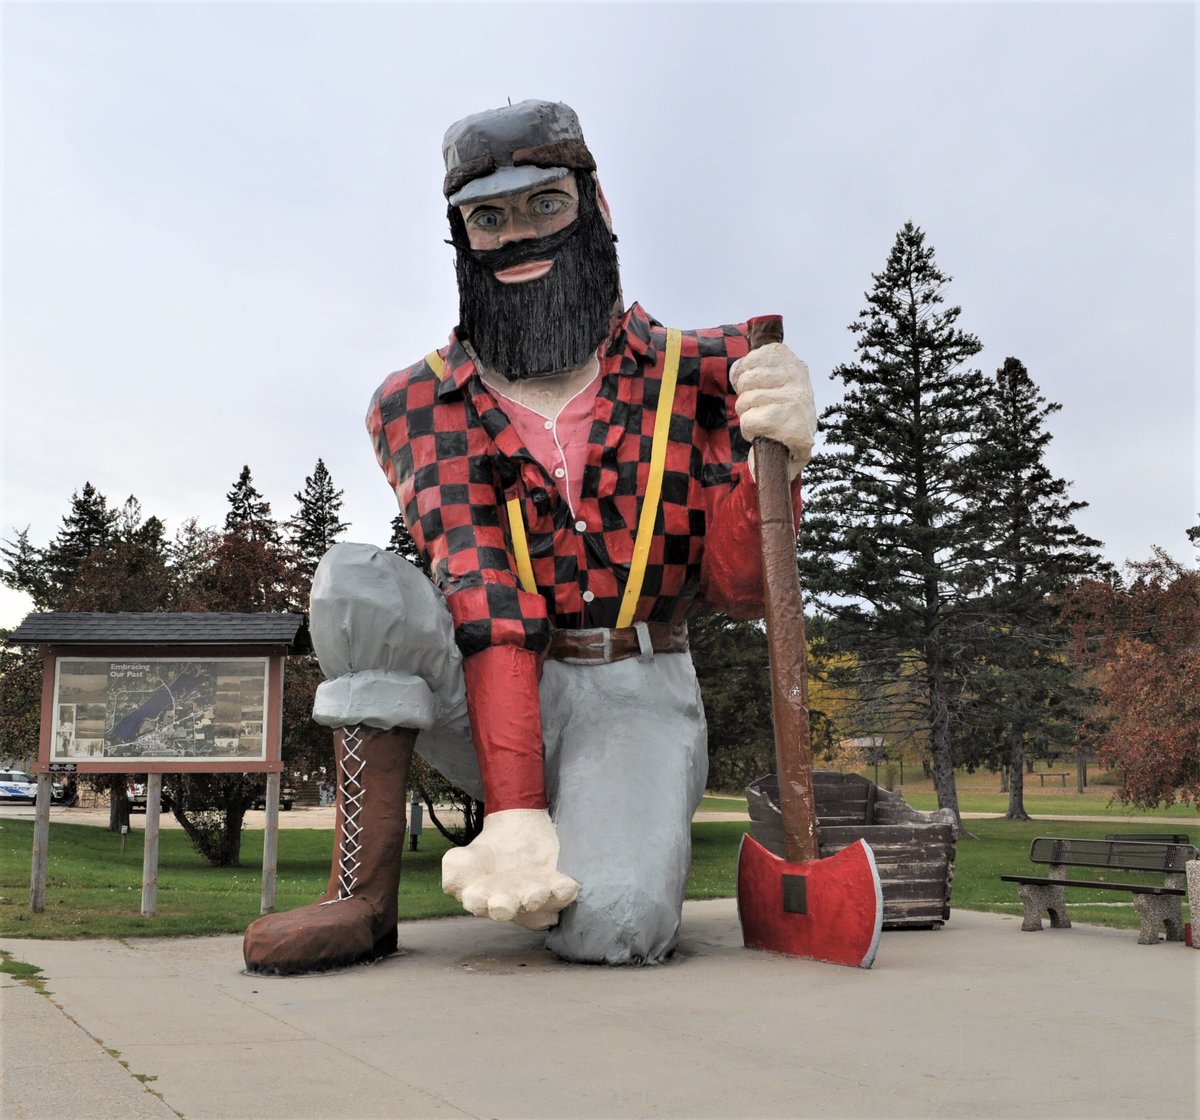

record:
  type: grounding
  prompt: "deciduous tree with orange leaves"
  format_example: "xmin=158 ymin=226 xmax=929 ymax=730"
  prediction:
xmin=1063 ymin=546 xmax=1200 ymax=811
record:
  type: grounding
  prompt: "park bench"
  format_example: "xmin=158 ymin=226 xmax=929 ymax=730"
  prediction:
xmin=1000 ymin=837 xmax=1197 ymax=944
xmin=746 ymin=771 xmax=957 ymax=929
xmin=1032 ymin=771 xmax=1071 ymax=787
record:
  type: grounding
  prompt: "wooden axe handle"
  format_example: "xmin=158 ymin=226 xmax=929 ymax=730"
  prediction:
xmin=747 ymin=316 xmax=819 ymax=864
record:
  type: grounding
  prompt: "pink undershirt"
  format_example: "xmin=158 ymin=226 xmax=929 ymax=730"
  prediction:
xmin=487 ymin=374 xmax=603 ymax=514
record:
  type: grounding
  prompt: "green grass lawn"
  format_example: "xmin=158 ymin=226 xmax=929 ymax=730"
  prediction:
xmin=1 ymin=814 xmax=1191 ymax=941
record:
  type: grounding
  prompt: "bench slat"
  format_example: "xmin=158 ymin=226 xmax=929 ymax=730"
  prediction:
xmin=999 ymin=875 xmax=1185 ymax=896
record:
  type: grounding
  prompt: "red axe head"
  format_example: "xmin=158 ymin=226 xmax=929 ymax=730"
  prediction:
xmin=736 ymin=835 xmax=883 ymax=968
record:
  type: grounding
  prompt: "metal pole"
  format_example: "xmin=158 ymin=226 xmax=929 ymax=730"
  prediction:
xmin=141 ymin=773 xmax=162 ymax=916
xmin=260 ymin=771 xmax=280 ymax=914
xmin=29 ymin=775 xmax=52 ymax=913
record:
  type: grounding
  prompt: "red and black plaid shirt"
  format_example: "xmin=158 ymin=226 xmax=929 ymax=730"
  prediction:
xmin=367 ymin=303 xmax=798 ymax=659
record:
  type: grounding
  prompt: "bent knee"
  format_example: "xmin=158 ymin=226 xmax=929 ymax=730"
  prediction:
xmin=546 ymin=883 xmax=683 ymax=965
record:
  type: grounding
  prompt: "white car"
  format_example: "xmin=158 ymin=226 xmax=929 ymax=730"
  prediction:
xmin=0 ymin=770 xmax=39 ymax=803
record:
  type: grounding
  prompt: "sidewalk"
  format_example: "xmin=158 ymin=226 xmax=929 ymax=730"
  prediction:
xmin=3 ymin=902 xmax=1197 ymax=1119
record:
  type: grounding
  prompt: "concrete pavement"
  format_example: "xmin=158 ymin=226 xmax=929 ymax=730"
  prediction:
xmin=3 ymin=901 xmax=1197 ymax=1120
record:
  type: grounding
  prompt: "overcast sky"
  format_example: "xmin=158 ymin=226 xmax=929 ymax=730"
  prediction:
xmin=2 ymin=1 xmax=1195 ymax=628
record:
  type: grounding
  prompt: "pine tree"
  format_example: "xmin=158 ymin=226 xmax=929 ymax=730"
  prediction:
xmin=799 ymin=222 xmax=989 ymax=831
xmin=39 ymin=482 xmax=119 ymax=607
xmin=287 ymin=459 xmax=350 ymax=580
xmin=0 ymin=527 xmax=51 ymax=610
xmin=962 ymin=357 xmax=1104 ymax=819
xmin=66 ymin=496 xmax=175 ymax=613
xmin=388 ymin=512 xmax=432 ymax=578
xmin=224 ymin=465 xmax=280 ymax=544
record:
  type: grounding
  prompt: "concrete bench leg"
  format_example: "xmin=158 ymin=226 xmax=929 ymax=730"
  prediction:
xmin=1018 ymin=883 xmax=1069 ymax=931
xmin=1188 ymin=861 xmax=1200 ymax=949
xmin=1132 ymin=893 xmax=1185 ymax=944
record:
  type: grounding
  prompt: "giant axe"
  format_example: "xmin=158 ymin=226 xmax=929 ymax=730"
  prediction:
xmin=736 ymin=316 xmax=883 ymax=968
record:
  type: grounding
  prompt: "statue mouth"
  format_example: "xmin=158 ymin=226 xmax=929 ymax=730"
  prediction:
xmin=494 ymin=260 xmax=554 ymax=284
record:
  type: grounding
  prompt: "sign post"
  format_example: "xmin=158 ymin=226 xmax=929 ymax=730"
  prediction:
xmin=30 ymin=776 xmax=52 ymax=912
xmin=260 ymin=770 xmax=281 ymax=914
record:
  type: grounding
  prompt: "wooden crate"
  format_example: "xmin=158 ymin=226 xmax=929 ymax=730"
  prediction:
xmin=746 ymin=771 xmax=957 ymax=930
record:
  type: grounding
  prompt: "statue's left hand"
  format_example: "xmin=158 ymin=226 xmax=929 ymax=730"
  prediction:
xmin=442 ymin=808 xmax=580 ymax=930
xmin=731 ymin=342 xmax=817 ymax=478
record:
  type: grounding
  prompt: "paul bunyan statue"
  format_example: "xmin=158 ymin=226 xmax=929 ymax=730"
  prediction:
xmin=243 ymin=99 xmax=816 ymax=972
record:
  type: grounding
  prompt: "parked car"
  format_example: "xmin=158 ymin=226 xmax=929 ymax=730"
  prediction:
xmin=0 ymin=770 xmax=38 ymax=803
xmin=127 ymin=782 xmax=173 ymax=813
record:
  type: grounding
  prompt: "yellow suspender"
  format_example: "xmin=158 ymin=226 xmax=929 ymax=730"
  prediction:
xmin=616 ymin=327 xmax=681 ymax=626
xmin=425 ymin=351 xmax=446 ymax=379
xmin=507 ymin=497 xmax=539 ymax=594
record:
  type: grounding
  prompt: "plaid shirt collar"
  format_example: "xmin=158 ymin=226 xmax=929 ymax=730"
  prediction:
xmin=435 ymin=302 xmax=658 ymax=401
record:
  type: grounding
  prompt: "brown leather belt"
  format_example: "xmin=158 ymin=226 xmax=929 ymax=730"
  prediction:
xmin=547 ymin=621 xmax=689 ymax=664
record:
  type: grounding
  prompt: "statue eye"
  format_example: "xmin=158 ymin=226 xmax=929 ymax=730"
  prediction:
xmin=533 ymin=196 xmax=564 ymax=216
xmin=469 ymin=209 xmax=503 ymax=230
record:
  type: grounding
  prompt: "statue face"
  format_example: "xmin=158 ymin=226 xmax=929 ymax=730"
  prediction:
xmin=450 ymin=172 xmax=620 ymax=380
xmin=458 ymin=175 xmax=580 ymax=284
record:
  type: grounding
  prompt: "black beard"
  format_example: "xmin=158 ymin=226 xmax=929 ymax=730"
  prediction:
xmin=450 ymin=178 xmax=621 ymax=379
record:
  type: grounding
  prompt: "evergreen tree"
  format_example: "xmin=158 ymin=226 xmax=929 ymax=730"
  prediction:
xmin=799 ymin=222 xmax=989 ymax=831
xmin=224 ymin=465 xmax=280 ymax=544
xmin=0 ymin=527 xmax=51 ymax=610
xmin=388 ymin=512 xmax=432 ymax=578
xmin=962 ymin=357 xmax=1104 ymax=819
xmin=42 ymin=483 xmax=119 ymax=607
xmin=288 ymin=459 xmax=350 ymax=580
xmin=66 ymin=497 xmax=174 ymax=613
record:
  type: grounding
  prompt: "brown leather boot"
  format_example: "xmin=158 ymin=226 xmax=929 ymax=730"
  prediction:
xmin=243 ymin=725 xmax=414 ymax=974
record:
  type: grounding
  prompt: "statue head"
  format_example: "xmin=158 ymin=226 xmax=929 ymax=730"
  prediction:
xmin=442 ymin=100 xmax=621 ymax=379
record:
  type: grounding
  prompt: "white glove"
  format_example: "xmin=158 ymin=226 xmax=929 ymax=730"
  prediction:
xmin=442 ymin=808 xmax=580 ymax=931
xmin=730 ymin=342 xmax=817 ymax=479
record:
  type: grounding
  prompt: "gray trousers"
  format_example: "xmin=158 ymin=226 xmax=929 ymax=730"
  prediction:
xmin=309 ymin=542 xmax=709 ymax=965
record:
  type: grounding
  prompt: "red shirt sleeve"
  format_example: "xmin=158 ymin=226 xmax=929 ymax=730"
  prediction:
xmin=462 ymin=645 xmax=547 ymax=812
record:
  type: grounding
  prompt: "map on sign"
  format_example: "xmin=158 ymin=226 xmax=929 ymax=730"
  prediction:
xmin=50 ymin=657 xmax=270 ymax=763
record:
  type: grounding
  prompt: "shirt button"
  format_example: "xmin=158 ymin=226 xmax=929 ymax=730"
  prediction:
xmin=543 ymin=419 xmax=554 ymax=430
xmin=554 ymin=467 xmax=566 ymax=479
xmin=582 ymin=590 xmax=595 ymax=603
xmin=574 ymin=519 xmax=587 ymax=532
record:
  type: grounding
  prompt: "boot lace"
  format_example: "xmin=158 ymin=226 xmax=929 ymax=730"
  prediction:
xmin=322 ymin=724 xmax=365 ymax=903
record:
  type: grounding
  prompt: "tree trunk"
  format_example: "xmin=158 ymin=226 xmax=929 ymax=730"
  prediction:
xmin=107 ymin=778 xmax=130 ymax=833
xmin=1005 ymin=734 xmax=1031 ymax=820
xmin=926 ymin=666 xmax=963 ymax=834
xmin=1076 ymin=756 xmax=1087 ymax=793
xmin=1026 ymin=756 xmax=1035 ymax=774
xmin=999 ymin=765 xmax=1009 ymax=793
